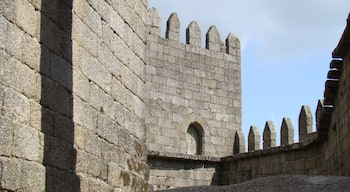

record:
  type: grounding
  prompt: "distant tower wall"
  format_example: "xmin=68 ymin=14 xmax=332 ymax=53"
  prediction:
xmin=145 ymin=8 xmax=241 ymax=158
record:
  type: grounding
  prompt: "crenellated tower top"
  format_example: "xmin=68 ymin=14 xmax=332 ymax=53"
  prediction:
xmin=147 ymin=8 xmax=240 ymax=56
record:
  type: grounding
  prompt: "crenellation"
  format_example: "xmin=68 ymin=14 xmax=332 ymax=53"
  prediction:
xmin=226 ymin=33 xmax=240 ymax=56
xmin=206 ymin=25 xmax=221 ymax=51
xmin=248 ymin=125 xmax=260 ymax=152
xmin=263 ymin=121 xmax=276 ymax=149
xmin=166 ymin=12 xmax=180 ymax=41
xmin=298 ymin=105 xmax=313 ymax=142
xmin=280 ymin=117 xmax=294 ymax=145
xmin=186 ymin=21 xmax=201 ymax=47
xmin=233 ymin=130 xmax=245 ymax=153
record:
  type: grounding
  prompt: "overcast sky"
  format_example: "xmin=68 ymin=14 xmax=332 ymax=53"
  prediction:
xmin=148 ymin=0 xmax=349 ymax=145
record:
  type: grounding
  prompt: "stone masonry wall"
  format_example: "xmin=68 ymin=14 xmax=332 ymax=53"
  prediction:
xmin=145 ymin=8 xmax=241 ymax=157
xmin=0 ymin=0 xmax=149 ymax=191
xmin=323 ymin=16 xmax=350 ymax=176
xmin=148 ymin=151 xmax=221 ymax=191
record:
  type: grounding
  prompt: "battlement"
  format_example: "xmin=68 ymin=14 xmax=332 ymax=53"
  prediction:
xmin=232 ymin=105 xmax=316 ymax=154
xmin=147 ymin=7 xmax=240 ymax=56
xmin=232 ymin=52 xmax=344 ymax=154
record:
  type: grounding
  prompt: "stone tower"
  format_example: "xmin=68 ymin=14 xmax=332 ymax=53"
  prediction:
xmin=145 ymin=8 xmax=241 ymax=158
xmin=145 ymin=8 xmax=241 ymax=190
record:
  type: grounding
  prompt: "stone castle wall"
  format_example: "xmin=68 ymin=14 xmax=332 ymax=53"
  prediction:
xmin=145 ymin=8 xmax=241 ymax=190
xmin=148 ymin=151 xmax=221 ymax=190
xmin=1 ymin=0 xmax=350 ymax=191
xmin=324 ymin=19 xmax=350 ymax=175
xmin=0 ymin=0 xmax=149 ymax=191
xmin=145 ymin=8 xmax=241 ymax=157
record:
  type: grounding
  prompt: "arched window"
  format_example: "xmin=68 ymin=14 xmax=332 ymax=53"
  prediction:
xmin=186 ymin=122 xmax=203 ymax=155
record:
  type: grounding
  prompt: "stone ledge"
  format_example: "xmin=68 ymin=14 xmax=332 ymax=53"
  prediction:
xmin=222 ymin=132 xmax=319 ymax=161
xmin=147 ymin=150 xmax=221 ymax=162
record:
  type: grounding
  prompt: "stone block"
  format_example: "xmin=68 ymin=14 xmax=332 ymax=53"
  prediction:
xmin=73 ymin=96 xmax=97 ymax=131
xmin=21 ymin=33 xmax=40 ymax=72
xmin=20 ymin=160 xmax=45 ymax=191
xmin=16 ymin=0 xmax=39 ymax=37
xmin=49 ymin=53 xmax=73 ymax=92
xmin=80 ymin=173 xmax=113 ymax=192
xmin=72 ymin=67 xmax=90 ymax=102
xmin=98 ymin=44 xmax=119 ymax=77
xmin=76 ymin=150 xmax=107 ymax=179
xmin=13 ymin=124 xmax=43 ymax=162
xmin=39 ymin=14 xmax=64 ymax=56
xmin=0 ymin=157 xmax=21 ymax=191
xmin=43 ymin=135 xmax=76 ymax=170
xmin=118 ymin=63 xmax=145 ymax=99
xmin=0 ymin=116 xmax=14 ymax=156
xmin=45 ymin=166 xmax=80 ymax=192
xmin=41 ymin=76 xmax=72 ymax=117
xmin=52 ymin=114 xmax=74 ymax=144
xmin=109 ymin=7 xmax=125 ymax=38
xmin=101 ymin=140 xmax=127 ymax=167
xmin=98 ymin=0 xmax=112 ymax=23
xmin=0 ymin=0 xmax=16 ymax=22
xmin=88 ymin=82 xmax=113 ymax=117
xmin=72 ymin=13 xmax=100 ymax=57
xmin=74 ymin=125 xmax=85 ymax=150
xmin=0 ymin=17 xmax=23 ymax=59
xmin=1 ymin=87 xmax=30 ymax=124
xmin=79 ymin=51 xmax=111 ymax=93
xmin=83 ymin=129 xmax=102 ymax=157
xmin=108 ymin=162 xmax=122 ymax=188
xmin=1 ymin=54 xmax=41 ymax=101
xmin=74 ymin=0 xmax=102 ymax=37
xmin=96 ymin=114 xmax=120 ymax=145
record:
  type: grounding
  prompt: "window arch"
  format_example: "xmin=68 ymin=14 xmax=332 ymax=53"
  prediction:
xmin=186 ymin=122 xmax=203 ymax=155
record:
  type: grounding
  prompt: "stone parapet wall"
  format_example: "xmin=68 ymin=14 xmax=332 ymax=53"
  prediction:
xmin=148 ymin=151 xmax=221 ymax=191
xmin=145 ymin=8 xmax=241 ymax=157
xmin=221 ymin=134 xmax=325 ymax=184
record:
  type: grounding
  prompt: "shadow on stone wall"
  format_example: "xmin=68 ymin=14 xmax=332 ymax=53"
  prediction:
xmin=40 ymin=0 xmax=80 ymax=191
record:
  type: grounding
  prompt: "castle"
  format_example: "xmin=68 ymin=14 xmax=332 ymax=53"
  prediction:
xmin=0 ymin=0 xmax=349 ymax=191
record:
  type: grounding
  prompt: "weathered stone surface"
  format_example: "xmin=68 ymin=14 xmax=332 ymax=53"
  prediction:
xmin=2 ymin=0 xmax=350 ymax=191
xmin=163 ymin=175 xmax=350 ymax=192
xmin=13 ymin=124 xmax=43 ymax=162
xmin=145 ymin=11 xmax=241 ymax=160
xmin=0 ymin=157 xmax=22 ymax=191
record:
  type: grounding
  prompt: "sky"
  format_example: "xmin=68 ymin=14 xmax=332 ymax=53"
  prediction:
xmin=148 ymin=0 xmax=349 ymax=145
